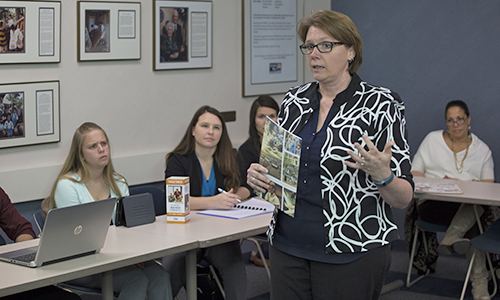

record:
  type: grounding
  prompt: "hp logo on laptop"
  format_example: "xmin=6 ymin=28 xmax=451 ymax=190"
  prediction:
xmin=74 ymin=225 xmax=83 ymax=235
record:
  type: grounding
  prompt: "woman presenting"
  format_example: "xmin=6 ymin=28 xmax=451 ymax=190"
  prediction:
xmin=247 ymin=10 xmax=413 ymax=300
xmin=42 ymin=122 xmax=173 ymax=300
xmin=409 ymin=100 xmax=495 ymax=300
xmin=163 ymin=106 xmax=247 ymax=300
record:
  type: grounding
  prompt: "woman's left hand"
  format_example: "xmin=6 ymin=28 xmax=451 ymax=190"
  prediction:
xmin=344 ymin=135 xmax=393 ymax=182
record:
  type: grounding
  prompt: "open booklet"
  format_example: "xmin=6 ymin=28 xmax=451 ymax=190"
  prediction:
xmin=414 ymin=182 xmax=463 ymax=194
xmin=258 ymin=118 xmax=301 ymax=218
xmin=197 ymin=197 xmax=275 ymax=220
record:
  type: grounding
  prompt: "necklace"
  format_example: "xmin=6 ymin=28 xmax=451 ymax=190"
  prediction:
xmin=449 ymin=133 xmax=471 ymax=174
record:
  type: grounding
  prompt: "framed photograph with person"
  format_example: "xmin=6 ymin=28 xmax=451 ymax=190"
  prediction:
xmin=153 ymin=0 xmax=212 ymax=70
xmin=0 ymin=0 xmax=61 ymax=64
xmin=77 ymin=1 xmax=141 ymax=61
xmin=0 ymin=81 xmax=60 ymax=149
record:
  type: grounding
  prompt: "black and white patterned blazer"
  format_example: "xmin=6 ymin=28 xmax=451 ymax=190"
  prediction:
xmin=268 ymin=73 xmax=414 ymax=253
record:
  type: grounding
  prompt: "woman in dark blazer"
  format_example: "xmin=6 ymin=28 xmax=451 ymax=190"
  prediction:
xmin=163 ymin=105 xmax=247 ymax=300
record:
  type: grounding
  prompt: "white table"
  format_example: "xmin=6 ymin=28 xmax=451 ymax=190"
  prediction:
xmin=0 ymin=212 xmax=272 ymax=300
xmin=411 ymin=176 xmax=500 ymax=298
xmin=412 ymin=176 xmax=500 ymax=234
xmin=0 ymin=225 xmax=198 ymax=299
xmin=383 ymin=177 xmax=500 ymax=295
xmin=413 ymin=176 xmax=500 ymax=206
xmin=128 ymin=212 xmax=272 ymax=300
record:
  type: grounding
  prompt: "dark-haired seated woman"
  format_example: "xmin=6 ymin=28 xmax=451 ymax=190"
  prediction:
xmin=162 ymin=106 xmax=247 ymax=300
xmin=237 ymin=95 xmax=279 ymax=266
xmin=407 ymin=100 xmax=497 ymax=300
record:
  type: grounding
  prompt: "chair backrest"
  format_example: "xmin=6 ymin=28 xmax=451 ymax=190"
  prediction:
xmin=129 ymin=184 xmax=166 ymax=216
xmin=415 ymin=219 xmax=448 ymax=233
xmin=471 ymin=219 xmax=500 ymax=254
xmin=33 ymin=210 xmax=47 ymax=233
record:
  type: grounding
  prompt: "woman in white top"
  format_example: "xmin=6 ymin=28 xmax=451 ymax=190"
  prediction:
xmin=411 ymin=100 xmax=495 ymax=300
xmin=42 ymin=122 xmax=173 ymax=300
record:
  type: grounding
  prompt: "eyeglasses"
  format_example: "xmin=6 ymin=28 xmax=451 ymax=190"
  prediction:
xmin=446 ymin=117 xmax=467 ymax=126
xmin=299 ymin=42 xmax=345 ymax=55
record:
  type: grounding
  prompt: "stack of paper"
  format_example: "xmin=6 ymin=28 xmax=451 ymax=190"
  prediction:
xmin=415 ymin=182 xmax=463 ymax=194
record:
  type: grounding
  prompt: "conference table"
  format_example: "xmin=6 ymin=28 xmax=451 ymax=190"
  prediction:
xmin=405 ymin=177 xmax=500 ymax=295
xmin=0 ymin=212 xmax=272 ymax=300
xmin=383 ymin=177 xmax=500 ymax=295
xmin=413 ymin=176 xmax=500 ymax=239
xmin=413 ymin=176 xmax=500 ymax=234
xmin=129 ymin=213 xmax=273 ymax=300
xmin=0 ymin=225 xmax=198 ymax=299
xmin=413 ymin=176 xmax=500 ymax=206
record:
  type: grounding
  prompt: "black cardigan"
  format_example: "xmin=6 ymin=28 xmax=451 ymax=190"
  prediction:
xmin=165 ymin=152 xmax=226 ymax=197
xmin=237 ymin=139 xmax=259 ymax=197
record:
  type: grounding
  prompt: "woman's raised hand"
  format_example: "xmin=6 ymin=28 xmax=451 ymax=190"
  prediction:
xmin=345 ymin=135 xmax=393 ymax=182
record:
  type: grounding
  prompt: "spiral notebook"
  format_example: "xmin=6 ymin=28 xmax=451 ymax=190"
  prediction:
xmin=197 ymin=198 xmax=275 ymax=219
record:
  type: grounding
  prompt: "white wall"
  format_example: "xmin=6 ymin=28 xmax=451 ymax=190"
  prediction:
xmin=0 ymin=0 xmax=329 ymax=203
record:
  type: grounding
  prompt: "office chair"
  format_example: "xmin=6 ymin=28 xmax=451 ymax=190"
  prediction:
xmin=460 ymin=219 xmax=500 ymax=300
xmin=197 ymin=257 xmax=225 ymax=299
xmin=241 ymin=234 xmax=270 ymax=279
xmin=33 ymin=210 xmax=46 ymax=236
xmin=129 ymin=184 xmax=166 ymax=216
xmin=33 ymin=209 xmax=119 ymax=299
xmin=406 ymin=218 xmax=448 ymax=287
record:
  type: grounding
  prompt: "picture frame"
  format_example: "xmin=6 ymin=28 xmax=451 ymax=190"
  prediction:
xmin=154 ymin=0 xmax=212 ymax=71
xmin=77 ymin=1 xmax=141 ymax=62
xmin=0 ymin=0 xmax=61 ymax=64
xmin=242 ymin=0 xmax=304 ymax=96
xmin=0 ymin=80 xmax=60 ymax=149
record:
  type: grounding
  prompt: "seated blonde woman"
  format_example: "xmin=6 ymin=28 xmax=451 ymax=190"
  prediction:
xmin=42 ymin=122 xmax=173 ymax=300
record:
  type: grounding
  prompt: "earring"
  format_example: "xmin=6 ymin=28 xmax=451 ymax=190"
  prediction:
xmin=348 ymin=57 xmax=354 ymax=64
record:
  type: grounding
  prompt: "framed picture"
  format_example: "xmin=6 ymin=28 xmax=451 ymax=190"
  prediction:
xmin=0 ymin=0 xmax=60 ymax=64
xmin=0 ymin=81 xmax=60 ymax=149
xmin=242 ymin=0 xmax=304 ymax=96
xmin=77 ymin=1 xmax=141 ymax=61
xmin=154 ymin=0 xmax=212 ymax=71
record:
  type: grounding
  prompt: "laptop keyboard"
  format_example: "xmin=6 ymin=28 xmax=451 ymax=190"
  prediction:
xmin=13 ymin=252 xmax=36 ymax=262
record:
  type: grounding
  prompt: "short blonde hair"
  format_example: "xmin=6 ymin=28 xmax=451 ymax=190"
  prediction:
xmin=298 ymin=10 xmax=363 ymax=74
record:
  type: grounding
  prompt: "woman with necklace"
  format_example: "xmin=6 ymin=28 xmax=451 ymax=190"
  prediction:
xmin=409 ymin=100 xmax=495 ymax=300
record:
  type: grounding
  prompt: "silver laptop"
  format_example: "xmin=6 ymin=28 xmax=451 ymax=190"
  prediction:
xmin=0 ymin=198 xmax=116 ymax=268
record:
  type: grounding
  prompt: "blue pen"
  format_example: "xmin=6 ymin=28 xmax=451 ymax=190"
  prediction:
xmin=218 ymin=188 xmax=242 ymax=203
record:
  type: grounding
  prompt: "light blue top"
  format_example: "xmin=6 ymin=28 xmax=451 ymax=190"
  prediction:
xmin=54 ymin=173 xmax=129 ymax=223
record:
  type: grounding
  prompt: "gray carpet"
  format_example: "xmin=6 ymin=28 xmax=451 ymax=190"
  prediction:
xmin=78 ymin=239 xmax=499 ymax=300
xmin=247 ymin=239 xmax=499 ymax=300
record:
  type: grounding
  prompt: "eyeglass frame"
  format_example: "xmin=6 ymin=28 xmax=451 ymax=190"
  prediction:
xmin=299 ymin=41 xmax=345 ymax=55
xmin=446 ymin=116 xmax=468 ymax=126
